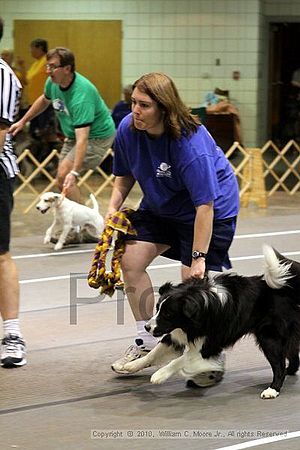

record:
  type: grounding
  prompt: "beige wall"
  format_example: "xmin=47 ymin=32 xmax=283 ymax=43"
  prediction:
xmin=2 ymin=0 xmax=300 ymax=146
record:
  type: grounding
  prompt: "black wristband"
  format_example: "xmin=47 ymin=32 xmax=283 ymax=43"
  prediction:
xmin=192 ymin=250 xmax=207 ymax=260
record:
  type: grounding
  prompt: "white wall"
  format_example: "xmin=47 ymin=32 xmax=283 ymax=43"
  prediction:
xmin=1 ymin=0 xmax=300 ymax=146
xmin=264 ymin=0 xmax=300 ymax=16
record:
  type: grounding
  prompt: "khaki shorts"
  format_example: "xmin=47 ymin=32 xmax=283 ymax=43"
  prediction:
xmin=59 ymin=133 xmax=115 ymax=173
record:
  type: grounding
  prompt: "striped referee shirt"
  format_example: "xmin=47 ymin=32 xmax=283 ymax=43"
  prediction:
xmin=0 ymin=58 xmax=22 ymax=178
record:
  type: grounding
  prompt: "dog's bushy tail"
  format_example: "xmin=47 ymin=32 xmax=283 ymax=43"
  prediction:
xmin=89 ymin=194 xmax=99 ymax=212
xmin=263 ymin=244 xmax=293 ymax=289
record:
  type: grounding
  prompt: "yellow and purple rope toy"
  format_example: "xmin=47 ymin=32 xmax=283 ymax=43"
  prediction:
xmin=87 ymin=208 xmax=136 ymax=297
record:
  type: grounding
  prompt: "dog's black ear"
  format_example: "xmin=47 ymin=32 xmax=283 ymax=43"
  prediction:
xmin=159 ymin=282 xmax=173 ymax=296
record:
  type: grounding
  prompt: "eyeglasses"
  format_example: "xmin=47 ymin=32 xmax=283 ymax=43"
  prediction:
xmin=45 ymin=64 xmax=64 ymax=73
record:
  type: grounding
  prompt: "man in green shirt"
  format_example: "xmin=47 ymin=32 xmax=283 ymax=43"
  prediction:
xmin=11 ymin=47 xmax=115 ymax=202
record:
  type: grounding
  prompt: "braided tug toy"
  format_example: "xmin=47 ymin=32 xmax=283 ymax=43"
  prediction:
xmin=87 ymin=208 xmax=137 ymax=297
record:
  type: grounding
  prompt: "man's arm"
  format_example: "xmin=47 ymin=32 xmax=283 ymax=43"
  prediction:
xmin=73 ymin=126 xmax=90 ymax=172
xmin=9 ymin=94 xmax=51 ymax=136
xmin=62 ymin=126 xmax=90 ymax=192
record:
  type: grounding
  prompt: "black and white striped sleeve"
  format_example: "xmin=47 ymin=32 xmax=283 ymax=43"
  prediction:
xmin=0 ymin=60 xmax=21 ymax=126
xmin=0 ymin=59 xmax=22 ymax=177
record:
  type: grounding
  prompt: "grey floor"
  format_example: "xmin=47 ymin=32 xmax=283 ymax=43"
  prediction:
xmin=1 ymin=192 xmax=300 ymax=450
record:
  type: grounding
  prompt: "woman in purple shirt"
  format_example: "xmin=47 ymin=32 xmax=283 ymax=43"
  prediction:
xmin=108 ymin=72 xmax=239 ymax=385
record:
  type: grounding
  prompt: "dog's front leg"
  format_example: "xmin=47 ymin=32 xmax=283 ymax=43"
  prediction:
xmin=151 ymin=340 xmax=223 ymax=385
xmin=180 ymin=346 xmax=224 ymax=379
xmin=44 ymin=220 xmax=57 ymax=244
xmin=55 ymin=223 xmax=72 ymax=250
xmin=150 ymin=336 xmax=201 ymax=385
xmin=150 ymin=352 xmax=188 ymax=384
xmin=123 ymin=339 xmax=182 ymax=374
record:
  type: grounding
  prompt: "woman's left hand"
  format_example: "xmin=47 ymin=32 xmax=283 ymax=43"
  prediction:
xmin=190 ymin=258 xmax=206 ymax=279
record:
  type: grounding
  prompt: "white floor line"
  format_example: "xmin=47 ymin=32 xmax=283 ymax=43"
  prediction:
xmin=231 ymin=250 xmax=300 ymax=262
xmin=13 ymin=249 xmax=93 ymax=259
xmin=12 ymin=229 xmax=300 ymax=260
xmin=215 ymin=430 xmax=300 ymax=450
xmin=18 ymin=250 xmax=300 ymax=284
xmin=20 ymin=275 xmax=69 ymax=284
xmin=147 ymin=250 xmax=300 ymax=269
xmin=235 ymin=229 xmax=300 ymax=239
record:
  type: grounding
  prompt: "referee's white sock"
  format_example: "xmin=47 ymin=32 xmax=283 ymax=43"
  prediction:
xmin=3 ymin=319 xmax=22 ymax=338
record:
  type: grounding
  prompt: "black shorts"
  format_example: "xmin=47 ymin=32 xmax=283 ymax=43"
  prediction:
xmin=0 ymin=167 xmax=14 ymax=253
xmin=125 ymin=210 xmax=237 ymax=271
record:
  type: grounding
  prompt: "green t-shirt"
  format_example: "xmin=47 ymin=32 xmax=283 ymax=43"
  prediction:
xmin=44 ymin=72 xmax=115 ymax=139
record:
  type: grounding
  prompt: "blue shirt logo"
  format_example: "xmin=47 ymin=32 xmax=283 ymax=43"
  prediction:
xmin=156 ymin=162 xmax=171 ymax=178
xmin=52 ymin=98 xmax=69 ymax=115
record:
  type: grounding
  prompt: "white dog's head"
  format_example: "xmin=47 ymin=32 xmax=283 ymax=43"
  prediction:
xmin=36 ymin=192 xmax=62 ymax=214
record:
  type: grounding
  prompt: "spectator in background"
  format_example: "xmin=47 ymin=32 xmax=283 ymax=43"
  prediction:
xmin=111 ymin=84 xmax=133 ymax=128
xmin=0 ymin=49 xmax=25 ymax=83
xmin=10 ymin=47 xmax=116 ymax=203
xmin=0 ymin=17 xmax=26 ymax=368
xmin=201 ymin=88 xmax=243 ymax=145
xmin=18 ymin=38 xmax=58 ymax=146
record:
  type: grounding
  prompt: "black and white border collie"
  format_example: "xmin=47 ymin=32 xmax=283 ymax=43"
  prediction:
xmin=123 ymin=245 xmax=300 ymax=399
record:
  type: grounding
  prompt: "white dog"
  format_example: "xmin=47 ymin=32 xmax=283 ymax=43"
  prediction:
xmin=36 ymin=192 xmax=104 ymax=250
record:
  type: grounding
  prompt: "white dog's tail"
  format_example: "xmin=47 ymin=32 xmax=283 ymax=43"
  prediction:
xmin=89 ymin=194 xmax=99 ymax=212
xmin=263 ymin=244 xmax=293 ymax=289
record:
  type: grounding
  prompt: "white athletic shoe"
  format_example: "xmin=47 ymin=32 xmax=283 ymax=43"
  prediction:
xmin=111 ymin=339 xmax=150 ymax=374
xmin=1 ymin=334 xmax=27 ymax=368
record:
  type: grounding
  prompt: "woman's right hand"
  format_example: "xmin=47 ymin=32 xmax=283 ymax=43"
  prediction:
xmin=105 ymin=208 xmax=118 ymax=222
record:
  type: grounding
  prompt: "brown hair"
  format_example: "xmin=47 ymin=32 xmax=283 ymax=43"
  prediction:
xmin=47 ymin=47 xmax=75 ymax=72
xmin=123 ymin=84 xmax=133 ymax=104
xmin=31 ymin=38 xmax=48 ymax=53
xmin=132 ymin=72 xmax=200 ymax=139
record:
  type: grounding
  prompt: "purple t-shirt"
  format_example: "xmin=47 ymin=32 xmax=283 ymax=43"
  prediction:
xmin=113 ymin=113 xmax=239 ymax=224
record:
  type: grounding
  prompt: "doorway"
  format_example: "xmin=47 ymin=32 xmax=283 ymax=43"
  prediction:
xmin=268 ymin=22 xmax=300 ymax=146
